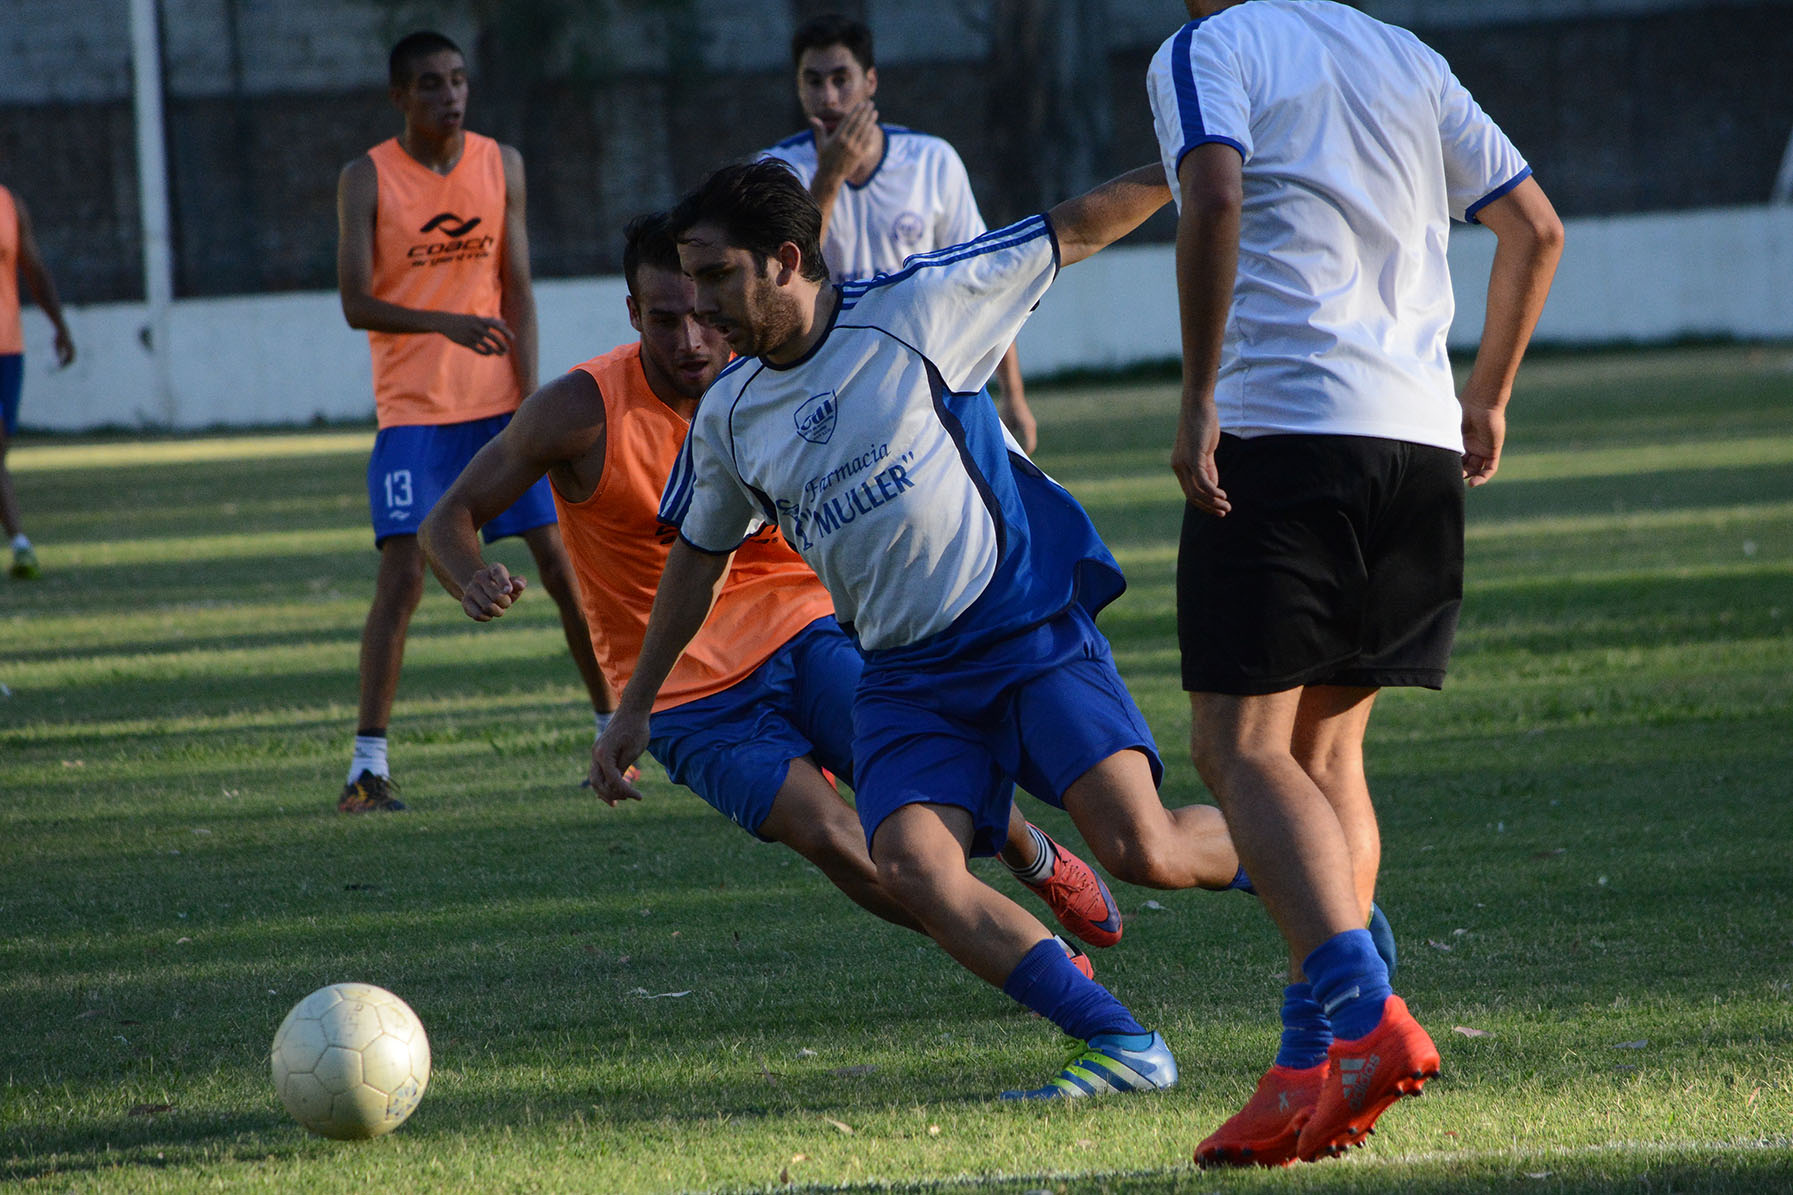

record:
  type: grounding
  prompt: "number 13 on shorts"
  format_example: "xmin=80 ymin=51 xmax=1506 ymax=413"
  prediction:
xmin=383 ymin=469 xmax=414 ymax=512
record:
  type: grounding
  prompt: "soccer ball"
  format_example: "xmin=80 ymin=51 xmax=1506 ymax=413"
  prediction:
xmin=270 ymin=982 xmax=430 ymax=1139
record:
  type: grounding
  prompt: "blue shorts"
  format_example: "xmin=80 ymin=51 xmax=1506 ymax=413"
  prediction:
xmin=646 ymin=617 xmax=861 ymax=839
xmin=367 ymin=413 xmax=558 ymax=545
xmin=0 ymin=354 xmax=22 ymax=437
xmin=852 ymin=604 xmax=1163 ymax=858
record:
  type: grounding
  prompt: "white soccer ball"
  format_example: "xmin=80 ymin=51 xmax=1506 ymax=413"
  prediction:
xmin=270 ymin=982 xmax=431 ymax=1139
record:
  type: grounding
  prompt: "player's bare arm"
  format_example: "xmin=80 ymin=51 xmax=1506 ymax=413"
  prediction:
xmin=589 ymin=540 xmax=732 ymax=803
xmin=335 ymin=155 xmax=514 ymax=355
xmin=1457 ymin=177 xmax=1565 ymax=487
xmin=498 ymin=144 xmax=539 ymax=395
xmin=14 ymin=196 xmax=74 ymax=367
xmin=1169 ymin=144 xmax=1240 ymax=517
xmin=419 ymin=370 xmax=607 ymax=621
xmin=1047 ymin=165 xmax=1170 ymax=268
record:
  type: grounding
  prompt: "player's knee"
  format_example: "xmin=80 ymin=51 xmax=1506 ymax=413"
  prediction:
xmin=871 ymin=843 xmax=945 ymax=910
xmin=1098 ymin=832 xmax=1185 ymax=890
xmin=1189 ymin=722 xmax=1280 ymax=795
xmin=1187 ymin=722 xmax=1237 ymax=790
xmin=776 ymin=806 xmax=861 ymax=870
xmin=1296 ymin=745 xmax=1362 ymax=798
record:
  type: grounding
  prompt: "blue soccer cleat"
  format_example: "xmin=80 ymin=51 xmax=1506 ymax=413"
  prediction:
xmin=1000 ymin=1031 xmax=1178 ymax=1100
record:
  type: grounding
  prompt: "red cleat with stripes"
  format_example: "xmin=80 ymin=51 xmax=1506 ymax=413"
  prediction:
xmin=1295 ymin=995 xmax=1441 ymax=1162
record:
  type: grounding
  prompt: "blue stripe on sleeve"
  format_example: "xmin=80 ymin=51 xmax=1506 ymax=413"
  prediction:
xmin=1168 ymin=18 xmax=1246 ymax=174
xmin=838 ymin=215 xmax=1052 ymax=310
xmin=1465 ymin=165 xmax=1533 ymax=224
xmin=1171 ymin=22 xmax=1205 ymax=144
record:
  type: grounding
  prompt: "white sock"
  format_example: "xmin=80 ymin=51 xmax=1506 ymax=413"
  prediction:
xmin=11 ymin=534 xmax=30 ymax=552
xmin=1006 ymin=822 xmax=1057 ymax=883
xmin=348 ymin=734 xmax=389 ymax=784
xmin=594 ymin=709 xmax=613 ymax=738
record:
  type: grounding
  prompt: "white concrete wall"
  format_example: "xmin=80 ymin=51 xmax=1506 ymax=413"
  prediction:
xmin=16 ymin=204 xmax=1793 ymax=432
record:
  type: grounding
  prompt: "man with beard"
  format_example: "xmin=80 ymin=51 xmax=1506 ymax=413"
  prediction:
xmin=591 ymin=163 xmax=1262 ymax=1099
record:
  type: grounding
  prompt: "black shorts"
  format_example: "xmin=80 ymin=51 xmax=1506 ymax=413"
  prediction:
xmin=1178 ymin=433 xmax=1464 ymax=695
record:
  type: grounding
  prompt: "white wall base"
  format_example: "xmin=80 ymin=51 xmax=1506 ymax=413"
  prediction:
xmin=15 ymin=204 xmax=1792 ymax=433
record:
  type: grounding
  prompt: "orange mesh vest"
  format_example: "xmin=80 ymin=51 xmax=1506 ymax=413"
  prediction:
xmin=366 ymin=133 xmax=519 ymax=427
xmin=0 ymin=187 xmax=21 ymax=355
xmin=557 ymin=343 xmax=837 ymax=711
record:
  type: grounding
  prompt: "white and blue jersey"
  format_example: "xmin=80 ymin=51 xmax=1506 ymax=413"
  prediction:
xmin=660 ymin=215 xmax=1123 ymax=660
xmin=1147 ymin=0 xmax=1532 ymax=451
xmin=759 ymin=125 xmax=987 ymax=284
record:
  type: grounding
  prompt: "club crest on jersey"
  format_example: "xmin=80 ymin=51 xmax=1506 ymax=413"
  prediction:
xmin=892 ymin=211 xmax=925 ymax=245
xmin=795 ymin=391 xmax=838 ymax=444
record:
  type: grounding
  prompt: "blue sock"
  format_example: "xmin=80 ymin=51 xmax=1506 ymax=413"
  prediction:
xmin=1226 ymin=866 xmax=1255 ymax=894
xmin=1273 ymin=982 xmax=1332 ymax=1069
xmin=1304 ymin=929 xmax=1394 ymax=1041
xmin=1002 ymin=938 xmax=1146 ymax=1040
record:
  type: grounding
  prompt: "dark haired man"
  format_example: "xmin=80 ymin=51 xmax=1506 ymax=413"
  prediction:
xmin=761 ymin=13 xmax=1035 ymax=452
xmin=1154 ymin=0 xmax=1562 ymax=1165
xmin=592 ymin=161 xmax=1254 ymax=1100
xmin=333 ymin=30 xmax=612 ymax=812
xmin=420 ymin=215 xmax=1112 ymax=964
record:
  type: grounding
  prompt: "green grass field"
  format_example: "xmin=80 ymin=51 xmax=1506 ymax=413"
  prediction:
xmin=3 ymin=346 xmax=1791 ymax=1193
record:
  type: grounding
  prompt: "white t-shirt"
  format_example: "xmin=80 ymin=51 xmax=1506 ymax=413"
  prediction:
xmin=760 ymin=125 xmax=987 ymax=282
xmin=660 ymin=216 xmax=1122 ymax=655
xmin=1147 ymin=0 xmax=1531 ymax=451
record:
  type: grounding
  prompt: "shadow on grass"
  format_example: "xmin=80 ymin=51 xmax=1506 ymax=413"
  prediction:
xmin=0 ymin=646 xmax=590 ymax=742
xmin=1466 ymin=462 xmax=1793 ymax=524
xmin=0 ymin=1110 xmax=304 ymax=1185
xmin=789 ymin=1153 xmax=1793 ymax=1195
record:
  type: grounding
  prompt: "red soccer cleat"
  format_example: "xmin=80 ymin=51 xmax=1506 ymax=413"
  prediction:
xmin=1195 ymin=1062 xmax=1327 ymax=1168
xmin=1296 ymin=995 xmax=1440 ymax=1162
xmin=1021 ymin=830 xmax=1123 ymax=948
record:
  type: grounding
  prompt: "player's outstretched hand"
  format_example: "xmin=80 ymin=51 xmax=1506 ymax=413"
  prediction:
xmin=440 ymin=313 xmax=513 ymax=356
xmin=460 ymin=563 xmax=526 ymax=621
xmin=53 ymin=328 xmax=75 ymax=368
xmin=589 ymin=713 xmax=649 ymax=807
xmin=1172 ymin=395 xmax=1231 ymax=516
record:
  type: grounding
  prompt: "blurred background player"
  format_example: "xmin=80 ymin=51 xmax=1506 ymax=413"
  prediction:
xmin=419 ymin=213 xmax=1121 ymax=963
xmin=760 ymin=13 xmax=1036 ymax=452
xmin=333 ymin=30 xmax=614 ymax=813
xmin=1154 ymin=0 xmax=1563 ymax=1165
xmin=0 ymin=181 xmax=76 ymax=580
